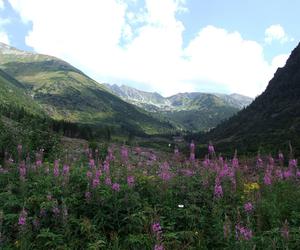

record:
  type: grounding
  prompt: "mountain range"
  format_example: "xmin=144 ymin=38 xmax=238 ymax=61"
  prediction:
xmin=0 ymin=42 xmax=173 ymax=136
xmin=0 ymin=42 xmax=252 ymax=135
xmin=2 ymin=40 xmax=299 ymax=157
xmin=105 ymin=84 xmax=252 ymax=131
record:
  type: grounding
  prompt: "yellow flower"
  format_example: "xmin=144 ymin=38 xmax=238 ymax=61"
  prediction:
xmin=15 ymin=240 xmax=20 ymax=248
xmin=244 ymin=182 xmax=260 ymax=193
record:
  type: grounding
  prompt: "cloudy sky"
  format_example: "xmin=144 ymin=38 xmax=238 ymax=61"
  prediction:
xmin=0 ymin=0 xmax=299 ymax=97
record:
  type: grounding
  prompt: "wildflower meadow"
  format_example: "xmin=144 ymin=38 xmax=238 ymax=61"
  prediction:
xmin=1 ymin=143 xmax=300 ymax=249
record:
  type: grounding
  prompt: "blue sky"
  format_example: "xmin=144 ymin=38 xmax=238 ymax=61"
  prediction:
xmin=0 ymin=0 xmax=299 ymax=97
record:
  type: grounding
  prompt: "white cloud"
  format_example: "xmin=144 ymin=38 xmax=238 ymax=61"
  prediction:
xmin=271 ymin=54 xmax=289 ymax=69
xmin=0 ymin=17 xmax=10 ymax=44
xmin=265 ymin=24 xmax=292 ymax=44
xmin=0 ymin=31 xmax=10 ymax=44
xmin=0 ymin=0 xmax=4 ymax=9
xmin=8 ymin=0 xmax=290 ymax=97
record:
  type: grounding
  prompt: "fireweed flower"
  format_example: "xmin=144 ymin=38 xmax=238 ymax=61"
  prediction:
xmin=235 ymin=224 xmax=253 ymax=240
xmin=92 ymin=178 xmax=100 ymax=188
xmin=53 ymin=160 xmax=60 ymax=177
xmin=85 ymin=191 xmax=91 ymax=202
xmin=19 ymin=161 xmax=26 ymax=181
xmin=283 ymin=169 xmax=292 ymax=179
xmin=63 ymin=164 xmax=70 ymax=176
xmin=105 ymin=177 xmax=112 ymax=186
xmin=18 ymin=209 xmax=27 ymax=226
xmin=52 ymin=206 xmax=60 ymax=217
xmin=244 ymin=202 xmax=253 ymax=213
xmin=264 ymin=173 xmax=272 ymax=185
xmin=214 ymin=183 xmax=223 ymax=198
xmin=256 ymin=157 xmax=263 ymax=168
xmin=89 ymin=159 xmax=95 ymax=168
xmin=278 ymin=152 xmax=284 ymax=161
xmin=289 ymin=159 xmax=297 ymax=168
xmin=190 ymin=152 xmax=195 ymax=161
xmin=86 ymin=171 xmax=93 ymax=180
xmin=190 ymin=141 xmax=195 ymax=152
xmin=232 ymin=157 xmax=239 ymax=168
xmin=208 ymin=143 xmax=215 ymax=155
xmin=152 ymin=222 xmax=162 ymax=235
xmin=154 ymin=244 xmax=164 ymax=250
xmin=127 ymin=176 xmax=135 ymax=187
xmin=214 ymin=178 xmax=223 ymax=198
xmin=103 ymin=162 xmax=110 ymax=174
xmin=107 ymin=148 xmax=115 ymax=161
xmin=121 ymin=146 xmax=129 ymax=162
xmin=275 ymin=169 xmax=283 ymax=180
xmin=112 ymin=183 xmax=120 ymax=192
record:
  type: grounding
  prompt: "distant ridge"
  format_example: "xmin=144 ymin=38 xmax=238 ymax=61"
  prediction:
xmin=105 ymin=83 xmax=253 ymax=132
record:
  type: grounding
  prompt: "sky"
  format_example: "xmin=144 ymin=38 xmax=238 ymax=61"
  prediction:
xmin=0 ymin=0 xmax=299 ymax=97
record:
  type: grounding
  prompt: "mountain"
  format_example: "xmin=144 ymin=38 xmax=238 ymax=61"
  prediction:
xmin=0 ymin=42 xmax=173 ymax=136
xmin=105 ymin=84 xmax=253 ymax=131
xmin=200 ymin=42 xmax=300 ymax=156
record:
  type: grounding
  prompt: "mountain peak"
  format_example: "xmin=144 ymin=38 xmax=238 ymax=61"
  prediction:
xmin=0 ymin=42 xmax=32 ymax=56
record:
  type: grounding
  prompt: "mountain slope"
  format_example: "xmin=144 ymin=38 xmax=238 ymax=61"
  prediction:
xmin=0 ymin=43 xmax=173 ymax=135
xmin=0 ymin=68 xmax=43 ymax=115
xmin=201 ymin=42 xmax=300 ymax=155
xmin=105 ymin=84 xmax=252 ymax=132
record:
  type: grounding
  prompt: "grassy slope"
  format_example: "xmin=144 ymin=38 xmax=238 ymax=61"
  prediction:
xmin=0 ymin=68 xmax=43 ymax=115
xmin=164 ymin=94 xmax=239 ymax=132
xmin=0 ymin=46 xmax=173 ymax=135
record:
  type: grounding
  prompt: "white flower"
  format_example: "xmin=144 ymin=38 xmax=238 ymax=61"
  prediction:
xmin=178 ymin=204 xmax=184 ymax=208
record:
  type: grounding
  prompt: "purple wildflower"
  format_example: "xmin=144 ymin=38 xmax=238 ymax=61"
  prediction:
xmin=152 ymin=222 xmax=162 ymax=234
xmin=154 ymin=244 xmax=164 ymax=250
xmin=283 ymin=169 xmax=292 ymax=179
xmin=18 ymin=209 xmax=27 ymax=226
xmin=86 ymin=171 xmax=93 ymax=179
xmin=112 ymin=183 xmax=120 ymax=192
xmin=85 ymin=191 xmax=91 ymax=202
xmin=52 ymin=206 xmax=60 ymax=217
xmin=214 ymin=183 xmax=223 ymax=198
xmin=121 ymin=146 xmax=129 ymax=162
xmin=89 ymin=159 xmax=95 ymax=168
xmin=53 ymin=160 xmax=59 ymax=177
xmin=278 ymin=152 xmax=284 ymax=161
xmin=92 ymin=178 xmax=100 ymax=188
xmin=63 ymin=164 xmax=70 ymax=176
xmin=263 ymin=173 xmax=272 ymax=185
xmin=127 ymin=176 xmax=135 ymax=187
xmin=289 ymin=159 xmax=297 ymax=168
xmin=244 ymin=202 xmax=253 ymax=213
xmin=105 ymin=177 xmax=112 ymax=186
xmin=19 ymin=162 xmax=26 ymax=181
xmin=275 ymin=169 xmax=283 ymax=180
xmin=208 ymin=143 xmax=215 ymax=155
xmin=235 ymin=224 xmax=253 ymax=240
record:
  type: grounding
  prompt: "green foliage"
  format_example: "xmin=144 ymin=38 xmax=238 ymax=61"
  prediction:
xmin=1 ymin=145 xmax=300 ymax=249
